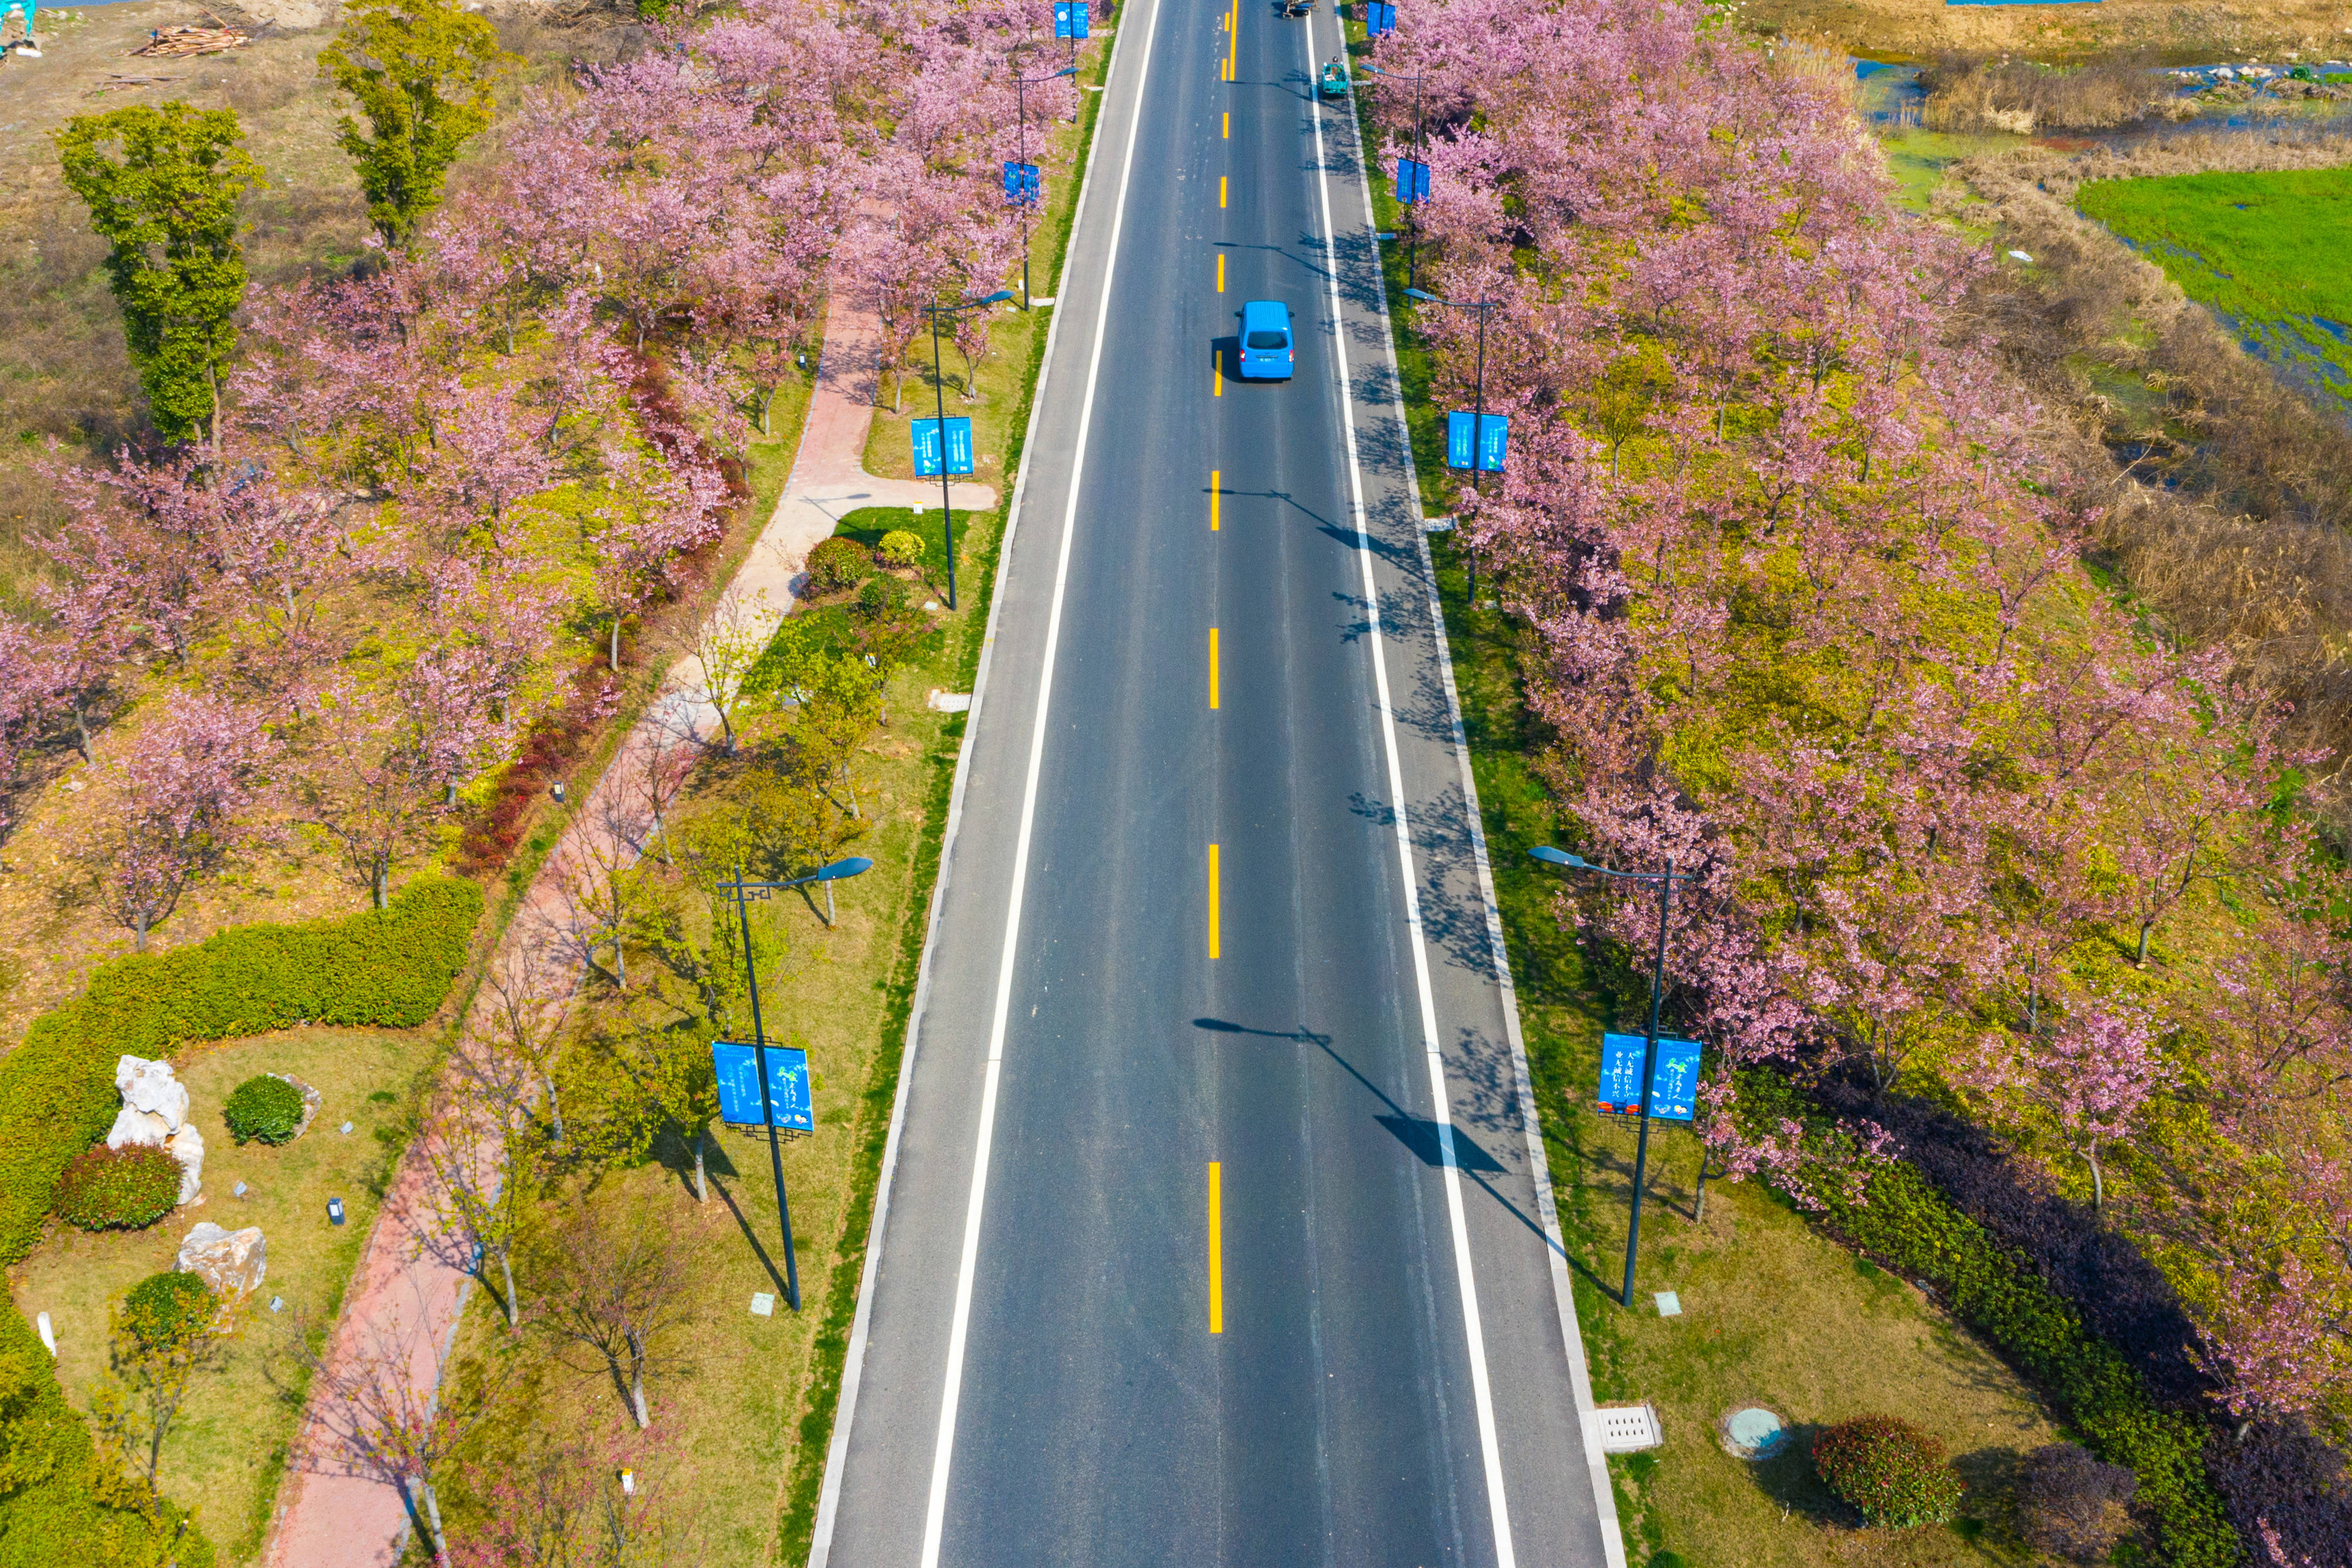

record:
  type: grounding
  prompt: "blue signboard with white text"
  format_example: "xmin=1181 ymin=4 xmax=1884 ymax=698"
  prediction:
xmin=1367 ymin=1 xmax=1398 ymax=34
xmin=1054 ymin=0 xmax=1090 ymax=37
xmin=1597 ymin=1033 xmax=1702 ymax=1121
xmin=1396 ymin=156 xmax=1431 ymax=205
xmin=911 ymin=417 xmax=975 ymax=478
xmin=713 ymin=1041 xmax=814 ymax=1132
xmin=1003 ymin=161 xmax=1041 ymax=205
xmin=1445 ymin=411 xmax=1508 ymax=473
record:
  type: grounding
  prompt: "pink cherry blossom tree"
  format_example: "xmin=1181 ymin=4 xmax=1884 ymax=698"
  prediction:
xmin=78 ymin=692 xmax=273 ymax=950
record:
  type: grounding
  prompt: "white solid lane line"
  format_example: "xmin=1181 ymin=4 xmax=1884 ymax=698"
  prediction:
xmin=1305 ymin=16 xmax=1519 ymax=1568
xmin=915 ymin=0 xmax=1167 ymax=1563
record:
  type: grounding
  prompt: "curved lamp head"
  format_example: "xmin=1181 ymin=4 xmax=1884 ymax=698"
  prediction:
xmin=1528 ymin=846 xmax=1586 ymax=870
xmin=974 ymin=290 xmax=1015 ymax=307
xmin=1403 ymin=287 xmax=1439 ymax=303
xmin=1055 ymin=66 xmax=1078 ymax=78
xmin=816 ymin=857 xmax=875 ymax=881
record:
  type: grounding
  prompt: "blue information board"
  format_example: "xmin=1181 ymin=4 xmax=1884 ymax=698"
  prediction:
xmin=1396 ymin=156 xmax=1431 ymax=205
xmin=1054 ymin=0 xmax=1090 ymax=37
xmin=1445 ymin=411 xmax=1508 ymax=473
xmin=713 ymin=1041 xmax=814 ymax=1132
xmin=1003 ymin=161 xmax=1041 ymax=205
xmin=911 ymin=417 xmax=975 ymax=478
xmin=1597 ymin=1032 xmax=1702 ymax=1121
xmin=1367 ymin=1 xmax=1398 ymax=34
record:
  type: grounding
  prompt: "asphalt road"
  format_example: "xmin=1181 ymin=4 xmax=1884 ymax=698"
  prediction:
xmin=811 ymin=1 xmax=1619 ymax=1563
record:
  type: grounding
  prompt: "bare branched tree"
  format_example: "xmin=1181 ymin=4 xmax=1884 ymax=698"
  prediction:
xmin=530 ymin=1195 xmax=691 ymax=1429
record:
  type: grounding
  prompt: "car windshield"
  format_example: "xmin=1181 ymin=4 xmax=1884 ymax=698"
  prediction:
xmin=1246 ymin=330 xmax=1288 ymax=349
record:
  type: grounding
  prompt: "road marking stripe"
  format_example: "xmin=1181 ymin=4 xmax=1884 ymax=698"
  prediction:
xmin=1214 ymin=356 xmax=1223 ymax=396
xmin=1305 ymin=18 xmax=1519 ymax=1568
xmin=1207 ymin=842 xmax=1221 ymax=959
xmin=1220 ymin=175 xmax=1228 ymax=208
xmin=1210 ymin=627 xmax=1220 ymax=708
xmin=1210 ymin=470 xmax=1220 ymax=531
xmin=1208 ymin=1162 xmax=1224 ymax=1333
xmin=1216 ymin=251 xmax=1225 ymax=292
xmin=1223 ymin=110 xmax=1230 ymax=138
xmin=915 ymin=0 xmax=1165 ymax=1560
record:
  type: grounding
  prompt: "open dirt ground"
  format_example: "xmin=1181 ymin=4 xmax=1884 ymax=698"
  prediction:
xmin=1746 ymin=0 xmax=2352 ymax=63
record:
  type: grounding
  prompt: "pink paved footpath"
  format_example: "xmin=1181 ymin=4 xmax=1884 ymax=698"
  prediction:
xmin=261 ymin=294 xmax=997 ymax=1568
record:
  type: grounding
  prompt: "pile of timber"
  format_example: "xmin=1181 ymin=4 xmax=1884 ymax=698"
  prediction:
xmin=132 ymin=25 xmax=251 ymax=58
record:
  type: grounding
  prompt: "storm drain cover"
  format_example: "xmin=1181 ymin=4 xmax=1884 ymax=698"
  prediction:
xmin=1721 ymin=1405 xmax=1788 ymax=1460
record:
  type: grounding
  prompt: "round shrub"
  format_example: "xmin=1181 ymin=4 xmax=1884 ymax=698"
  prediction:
xmin=54 ymin=1144 xmax=181 ymax=1231
xmin=878 ymin=529 xmax=926 ymax=567
xmin=122 ymin=1270 xmax=215 ymax=1349
xmin=224 ymin=1074 xmax=306 ymax=1145
xmin=1812 ymin=1416 xmax=1965 ymax=1527
xmin=806 ymin=537 xmax=873 ymax=593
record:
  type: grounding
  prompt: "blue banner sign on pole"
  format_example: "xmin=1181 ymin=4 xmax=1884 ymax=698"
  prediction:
xmin=1445 ymin=410 xmax=1506 ymax=471
xmin=1367 ymin=1 xmax=1398 ymax=34
xmin=913 ymin=417 xmax=975 ymax=477
xmin=1054 ymin=0 xmax=1090 ymax=37
xmin=713 ymin=1040 xmax=815 ymax=1132
xmin=1003 ymin=161 xmax=1041 ymax=205
xmin=1597 ymin=1033 xmax=1702 ymax=1121
xmin=1477 ymin=411 xmax=1508 ymax=472
xmin=1396 ymin=156 xmax=1431 ymax=205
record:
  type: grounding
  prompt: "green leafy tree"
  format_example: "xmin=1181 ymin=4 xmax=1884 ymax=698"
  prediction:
xmin=54 ymin=103 xmax=262 ymax=448
xmin=319 ymin=0 xmax=512 ymax=249
xmin=89 ymin=1272 xmax=229 ymax=1495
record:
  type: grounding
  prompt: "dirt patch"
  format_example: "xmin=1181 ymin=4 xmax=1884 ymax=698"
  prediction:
xmin=1747 ymin=0 xmax=2352 ymax=65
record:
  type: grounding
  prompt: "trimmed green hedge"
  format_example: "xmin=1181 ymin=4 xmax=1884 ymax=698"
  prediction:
xmin=0 ymin=1299 xmax=213 ymax=1567
xmin=1741 ymin=1074 xmax=2241 ymax=1567
xmin=0 ymin=877 xmax=482 ymax=1264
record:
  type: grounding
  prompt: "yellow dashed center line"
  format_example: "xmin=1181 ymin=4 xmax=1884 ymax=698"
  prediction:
xmin=1220 ymin=175 xmax=1228 ymax=209
xmin=1208 ymin=843 xmax=1221 ymax=959
xmin=1210 ymin=470 xmax=1220 ymax=531
xmin=1210 ymin=627 xmax=1221 ymax=709
xmin=1216 ymin=252 xmax=1225 ymax=292
xmin=1223 ymin=110 xmax=1231 ymax=139
xmin=1208 ymin=1162 xmax=1224 ymax=1334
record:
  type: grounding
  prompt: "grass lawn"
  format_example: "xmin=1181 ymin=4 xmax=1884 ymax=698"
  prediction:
xmin=6 ymin=1025 xmax=437 ymax=1562
xmin=2076 ymin=165 xmax=2352 ymax=406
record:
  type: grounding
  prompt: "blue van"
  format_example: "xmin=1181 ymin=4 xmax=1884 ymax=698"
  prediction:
xmin=1239 ymin=299 xmax=1294 ymax=380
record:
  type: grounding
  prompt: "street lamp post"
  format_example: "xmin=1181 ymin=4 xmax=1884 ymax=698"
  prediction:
xmin=921 ymin=289 xmax=1016 ymax=612
xmin=717 ymin=855 xmax=873 ymax=1310
xmin=1529 ymin=844 xmax=1693 ymax=1310
xmin=1404 ymin=286 xmax=1496 ymax=600
xmin=1010 ymin=51 xmax=1078 ymax=312
xmin=1363 ymin=63 xmax=1426 ymax=290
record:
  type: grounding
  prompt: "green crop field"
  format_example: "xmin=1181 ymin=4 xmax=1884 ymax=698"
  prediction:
xmin=2076 ymin=164 xmax=2352 ymax=406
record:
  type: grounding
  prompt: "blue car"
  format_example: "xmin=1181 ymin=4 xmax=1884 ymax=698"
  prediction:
xmin=1239 ymin=299 xmax=1294 ymax=380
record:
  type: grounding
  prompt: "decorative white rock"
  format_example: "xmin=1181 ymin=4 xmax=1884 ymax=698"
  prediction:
xmin=165 ymin=1122 xmax=206 ymax=1205
xmin=34 ymin=1312 xmax=55 ymax=1356
xmin=107 ymin=1056 xmax=202 ymax=1203
xmin=115 ymin=1056 xmax=191 ymax=1130
xmin=177 ymin=1223 xmax=267 ymax=1299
